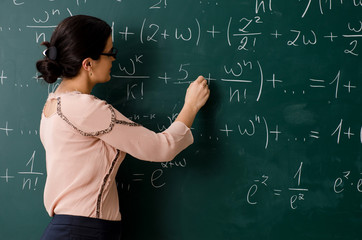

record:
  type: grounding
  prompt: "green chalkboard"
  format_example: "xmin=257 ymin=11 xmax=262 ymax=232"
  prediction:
xmin=0 ymin=0 xmax=361 ymax=239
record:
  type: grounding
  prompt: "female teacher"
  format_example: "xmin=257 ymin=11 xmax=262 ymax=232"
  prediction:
xmin=37 ymin=15 xmax=210 ymax=240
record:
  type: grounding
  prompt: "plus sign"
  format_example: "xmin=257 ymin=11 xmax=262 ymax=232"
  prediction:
xmin=220 ymin=124 xmax=233 ymax=137
xmin=32 ymin=72 xmax=40 ymax=82
xmin=158 ymin=72 xmax=171 ymax=84
xmin=266 ymin=74 xmax=283 ymax=88
xmin=205 ymin=73 xmax=216 ymax=85
xmin=324 ymin=32 xmax=338 ymax=42
xmin=343 ymin=81 xmax=356 ymax=93
xmin=0 ymin=70 xmax=8 ymax=85
xmin=270 ymin=125 xmax=281 ymax=141
xmin=0 ymin=121 xmax=13 ymax=136
xmin=207 ymin=25 xmax=221 ymax=38
xmin=161 ymin=29 xmax=170 ymax=39
xmin=119 ymin=26 xmax=135 ymax=41
xmin=344 ymin=127 xmax=355 ymax=139
xmin=0 ymin=169 xmax=15 ymax=183
xmin=270 ymin=30 xmax=282 ymax=39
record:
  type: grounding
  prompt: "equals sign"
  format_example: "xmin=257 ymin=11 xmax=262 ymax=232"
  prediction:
xmin=274 ymin=189 xmax=282 ymax=196
xmin=309 ymin=79 xmax=325 ymax=88
xmin=309 ymin=131 xmax=320 ymax=139
xmin=132 ymin=173 xmax=145 ymax=182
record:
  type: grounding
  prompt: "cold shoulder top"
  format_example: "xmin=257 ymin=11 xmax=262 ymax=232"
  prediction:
xmin=39 ymin=91 xmax=194 ymax=221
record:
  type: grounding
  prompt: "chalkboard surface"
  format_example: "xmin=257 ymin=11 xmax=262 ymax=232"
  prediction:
xmin=0 ymin=1 xmax=361 ymax=239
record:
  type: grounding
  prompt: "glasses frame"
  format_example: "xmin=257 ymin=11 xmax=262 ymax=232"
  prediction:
xmin=100 ymin=47 xmax=118 ymax=59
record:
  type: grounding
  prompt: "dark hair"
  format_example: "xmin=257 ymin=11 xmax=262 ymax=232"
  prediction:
xmin=36 ymin=15 xmax=112 ymax=84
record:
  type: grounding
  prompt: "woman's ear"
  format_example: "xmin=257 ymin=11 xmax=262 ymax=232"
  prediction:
xmin=82 ymin=58 xmax=93 ymax=72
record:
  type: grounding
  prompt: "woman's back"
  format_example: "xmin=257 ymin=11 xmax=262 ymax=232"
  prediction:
xmin=40 ymin=91 xmax=122 ymax=221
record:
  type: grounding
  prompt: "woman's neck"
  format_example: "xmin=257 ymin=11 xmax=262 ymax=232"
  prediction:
xmin=56 ymin=75 xmax=94 ymax=95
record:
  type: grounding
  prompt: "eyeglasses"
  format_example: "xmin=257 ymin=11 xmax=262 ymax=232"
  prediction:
xmin=100 ymin=47 xmax=118 ymax=59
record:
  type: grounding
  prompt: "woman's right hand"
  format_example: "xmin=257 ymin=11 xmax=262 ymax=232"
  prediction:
xmin=175 ymin=76 xmax=210 ymax=128
xmin=184 ymin=76 xmax=210 ymax=113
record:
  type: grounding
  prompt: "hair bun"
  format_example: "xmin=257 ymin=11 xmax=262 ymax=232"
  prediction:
xmin=36 ymin=59 xmax=62 ymax=84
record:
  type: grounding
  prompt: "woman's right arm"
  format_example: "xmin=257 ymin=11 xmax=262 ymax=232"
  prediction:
xmin=99 ymin=76 xmax=210 ymax=162
xmin=58 ymin=76 xmax=210 ymax=162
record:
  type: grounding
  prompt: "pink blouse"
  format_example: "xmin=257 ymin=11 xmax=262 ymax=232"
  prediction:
xmin=40 ymin=91 xmax=194 ymax=221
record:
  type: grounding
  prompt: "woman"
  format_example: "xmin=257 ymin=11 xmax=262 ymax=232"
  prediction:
xmin=37 ymin=15 xmax=210 ymax=239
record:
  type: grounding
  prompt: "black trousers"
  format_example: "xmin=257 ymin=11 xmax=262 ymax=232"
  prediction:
xmin=40 ymin=215 xmax=122 ymax=240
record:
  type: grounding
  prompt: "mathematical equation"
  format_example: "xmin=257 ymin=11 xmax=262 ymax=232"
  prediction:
xmin=247 ymin=162 xmax=362 ymax=209
xmin=247 ymin=162 xmax=308 ymax=209
xmin=0 ymin=61 xmax=358 ymax=106
xmin=116 ymin=16 xmax=362 ymax=56
xmin=19 ymin=16 xmax=362 ymax=56
xmin=119 ymin=158 xmax=187 ymax=191
xmin=334 ymin=170 xmax=362 ymax=194
xmin=218 ymin=116 xmax=362 ymax=149
xmin=10 ymin=0 xmax=361 ymax=57
xmin=114 ymin=58 xmax=357 ymax=103
xmin=1 ymin=1 xmax=360 ymax=107
xmin=2 ymin=116 xmax=361 ymax=150
xmin=0 ymin=151 xmax=44 ymax=191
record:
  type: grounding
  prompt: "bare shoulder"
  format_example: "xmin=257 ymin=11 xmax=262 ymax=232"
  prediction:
xmin=43 ymin=98 xmax=57 ymax=118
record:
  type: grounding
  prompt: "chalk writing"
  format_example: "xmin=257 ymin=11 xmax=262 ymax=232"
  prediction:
xmin=0 ymin=151 xmax=44 ymax=191
xmin=0 ymin=3 xmax=361 ymax=239
xmin=118 ymin=158 xmax=188 ymax=191
xmin=112 ymin=15 xmax=362 ymax=56
xmin=149 ymin=0 xmax=167 ymax=10
xmin=161 ymin=158 xmax=187 ymax=168
xmin=331 ymin=119 xmax=361 ymax=144
xmin=333 ymin=171 xmax=362 ymax=193
xmin=0 ymin=122 xmax=13 ymax=136
xmin=12 ymin=0 xmax=24 ymax=6
xmin=0 ymin=70 xmax=7 ymax=85
xmin=219 ymin=115 xmax=280 ymax=149
xmin=247 ymin=162 xmax=309 ymax=209
xmin=17 ymin=151 xmax=44 ymax=191
xmin=0 ymin=169 xmax=15 ymax=183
